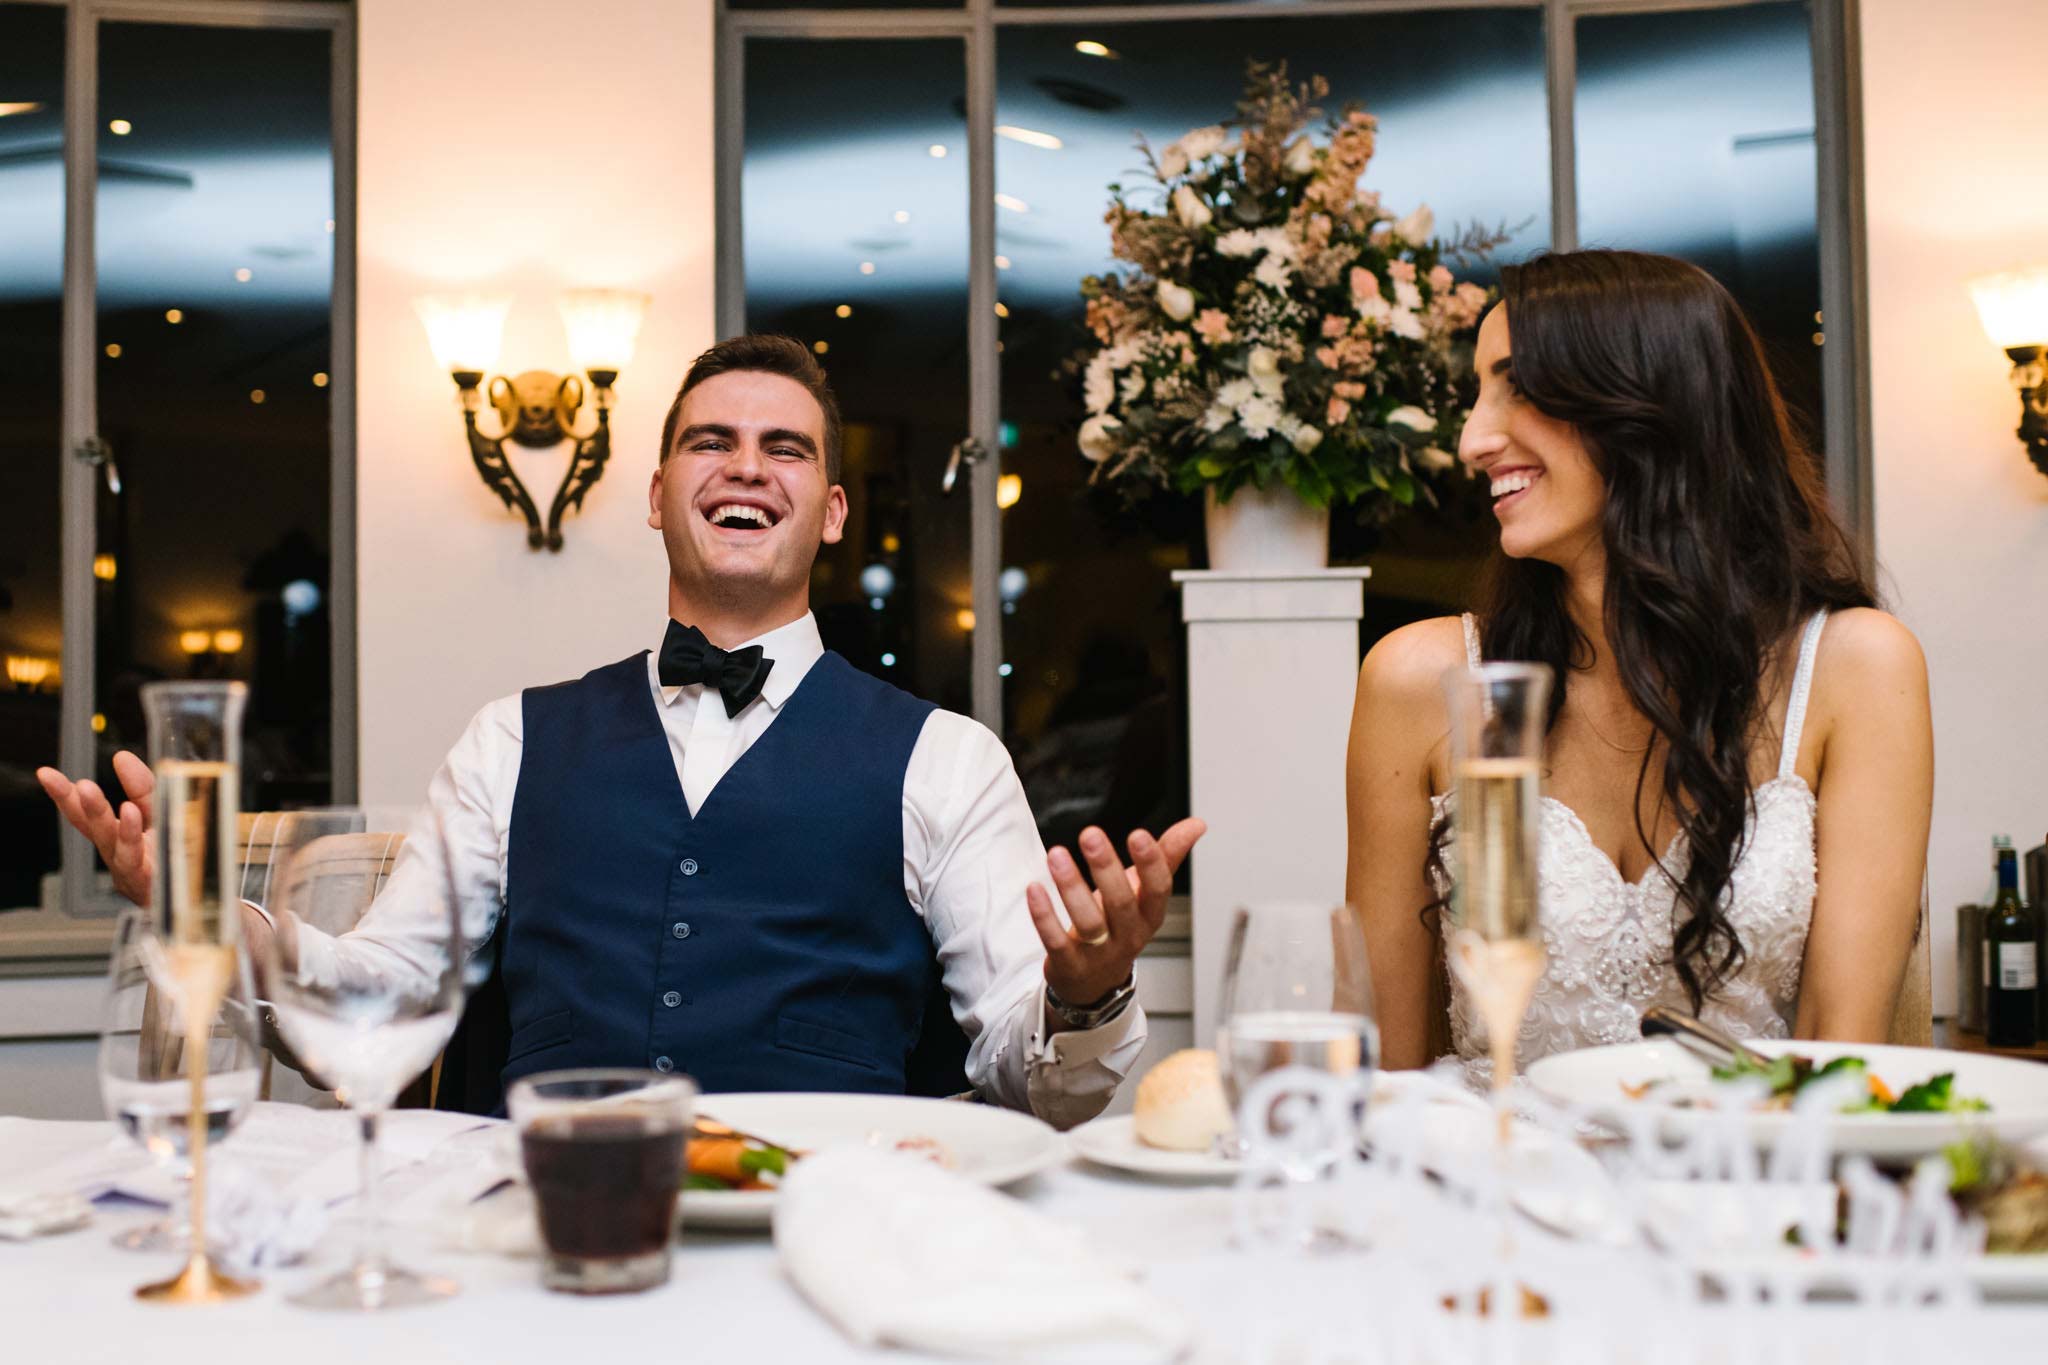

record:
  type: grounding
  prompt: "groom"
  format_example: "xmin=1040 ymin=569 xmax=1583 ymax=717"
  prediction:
xmin=40 ymin=334 xmax=1202 ymax=1126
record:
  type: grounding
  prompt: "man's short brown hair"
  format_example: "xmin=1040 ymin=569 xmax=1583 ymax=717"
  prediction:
xmin=659 ymin=334 xmax=843 ymax=485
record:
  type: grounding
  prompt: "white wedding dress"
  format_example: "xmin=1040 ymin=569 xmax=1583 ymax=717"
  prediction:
xmin=1434 ymin=610 xmax=1828 ymax=1081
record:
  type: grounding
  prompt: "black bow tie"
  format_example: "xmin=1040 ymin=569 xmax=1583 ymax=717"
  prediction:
xmin=658 ymin=621 xmax=775 ymax=718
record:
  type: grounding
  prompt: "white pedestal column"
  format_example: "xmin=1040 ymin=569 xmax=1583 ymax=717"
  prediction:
xmin=1173 ymin=568 xmax=1371 ymax=1045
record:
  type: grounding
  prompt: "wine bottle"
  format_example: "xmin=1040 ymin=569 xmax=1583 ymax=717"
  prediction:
xmin=1986 ymin=835 xmax=2040 ymax=1049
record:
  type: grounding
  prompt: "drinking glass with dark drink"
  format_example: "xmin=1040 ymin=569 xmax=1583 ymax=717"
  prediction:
xmin=510 ymin=1068 xmax=694 ymax=1295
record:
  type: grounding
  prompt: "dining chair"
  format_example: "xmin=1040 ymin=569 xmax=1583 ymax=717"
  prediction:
xmin=1885 ymin=882 xmax=1934 ymax=1047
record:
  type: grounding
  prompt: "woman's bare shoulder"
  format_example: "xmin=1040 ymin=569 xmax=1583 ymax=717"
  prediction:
xmin=1817 ymin=607 xmax=1928 ymax=694
xmin=1356 ymin=616 xmax=1469 ymax=707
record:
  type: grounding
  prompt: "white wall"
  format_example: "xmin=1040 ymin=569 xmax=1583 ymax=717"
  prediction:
xmin=1863 ymin=0 xmax=2048 ymax=1015
xmin=355 ymin=0 xmax=715 ymax=805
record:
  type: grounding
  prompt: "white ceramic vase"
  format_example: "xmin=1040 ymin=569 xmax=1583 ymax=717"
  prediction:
xmin=1203 ymin=483 xmax=1331 ymax=571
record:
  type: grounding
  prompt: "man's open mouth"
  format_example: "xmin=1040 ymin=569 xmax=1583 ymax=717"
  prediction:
xmin=703 ymin=501 xmax=782 ymax=531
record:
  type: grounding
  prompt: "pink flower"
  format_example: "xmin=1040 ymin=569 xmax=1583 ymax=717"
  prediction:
xmin=1348 ymin=267 xmax=1380 ymax=300
xmin=1326 ymin=396 xmax=1352 ymax=426
xmin=1387 ymin=259 xmax=1417 ymax=284
xmin=1428 ymin=264 xmax=1454 ymax=293
xmin=1334 ymin=381 xmax=1367 ymax=400
xmin=1315 ymin=345 xmax=1340 ymax=368
xmin=1193 ymin=308 xmax=1234 ymax=345
xmin=1320 ymin=314 xmax=1350 ymax=339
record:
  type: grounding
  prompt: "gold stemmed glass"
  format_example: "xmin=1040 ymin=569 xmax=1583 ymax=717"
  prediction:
xmin=133 ymin=680 xmax=256 ymax=1304
xmin=1441 ymin=662 xmax=1553 ymax=1143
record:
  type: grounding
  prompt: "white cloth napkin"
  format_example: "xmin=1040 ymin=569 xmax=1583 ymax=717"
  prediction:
xmin=0 ymin=1117 xmax=154 ymax=1240
xmin=775 ymin=1148 xmax=1194 ymax=1363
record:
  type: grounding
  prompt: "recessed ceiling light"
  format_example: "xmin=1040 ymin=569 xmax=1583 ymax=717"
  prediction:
xmin=994 ymin=194 xmax=1029 ymax=214
xmin=312 ymin=372 xmax=329 ymax=388
xmin=234 ymin=267 xmax=252 ymax=282
xmin=995 ymin=125 xmax=1062 ymax=151
xmin=893 ymin=210 xmax=910 ymax=224
xmin=164 ymin=308 xmax=183 ymax=324
xmin=1073 ymin=40 xmax=1117 ymax=59
xmin=859 ymin=261 xmax=876 ymax=276
xmin=835 ymin=304 xmax=852 ymax=318
xmin=994 ymin=302 xmax=1010 ymax=319
xmin=812 ymin=339 xmax=829 ymax=355
xmin=928 ymin=144 xmax=947 ymax=158
xmin=995 ymin=255 xmax=1012 ymax=271
xmin=107 ymin=118 xmax=131 ymax=136
xmin=0 ymin=102 xmax=45 ymax=118
xmin=103 ymin=343 xmax=122 ymax=358
xmin=249 ymin=389 xmax=266 ymax=404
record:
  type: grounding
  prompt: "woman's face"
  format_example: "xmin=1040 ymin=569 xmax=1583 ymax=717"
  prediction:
xmin=1460 ymin=305 xmax=1606 ymax=573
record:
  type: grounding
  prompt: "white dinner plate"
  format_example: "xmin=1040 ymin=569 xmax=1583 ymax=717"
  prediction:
xmin=1067 ymin=1115 xmax=1241 ymax=1180
xmin=680 ymin=1092 xmax=1066 ymax=1230
xmin=1525 ymin=1039 xmax=2048 ymax=1161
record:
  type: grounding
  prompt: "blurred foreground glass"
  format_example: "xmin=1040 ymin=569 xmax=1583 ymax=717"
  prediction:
xmin=509 ymin=1069 xmax=694 ymax=1295
xmin=254 ymin=806 xmax=471 ymax=1310
xmin=98 ymin=908 xmax=261 ymax=1256
xmin=1216 ymin=903 xmax=1376 ymax=1187
xmin=1441 ymin=662 xmax=1552 ymax=1135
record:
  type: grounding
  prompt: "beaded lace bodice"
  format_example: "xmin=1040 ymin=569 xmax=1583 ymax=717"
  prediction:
xmin=1435 ymin=612 xmax=1827 ymax=1079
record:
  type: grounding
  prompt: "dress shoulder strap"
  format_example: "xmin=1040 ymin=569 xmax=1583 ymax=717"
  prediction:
xmin=1778 ymin=610 xmax=1829 ymax=781
xmin=1460 ymin=613 xmax=1483 ymax=668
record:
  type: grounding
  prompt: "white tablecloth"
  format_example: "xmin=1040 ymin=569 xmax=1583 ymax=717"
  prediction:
xmin=5 ymin=1107 xmax=2048 ymax=1365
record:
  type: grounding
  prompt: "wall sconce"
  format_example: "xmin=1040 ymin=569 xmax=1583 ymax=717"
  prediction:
xmin=5 ymin=655 xmax=55 ymax=692
xmin=179 ymin=629 xmax=242 ymax=677
xmin=416 ymin=289 xmax=650 ymax=551
xmin=1968 ymin=266 xmax=2048 ymax=479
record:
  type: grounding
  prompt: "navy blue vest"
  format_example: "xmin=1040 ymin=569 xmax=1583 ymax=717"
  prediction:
xmin=499 ymin=649 xmax=939 ymax=1098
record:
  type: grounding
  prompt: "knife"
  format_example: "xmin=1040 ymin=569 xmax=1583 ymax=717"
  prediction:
xmin=1640 ymin=1005 xmax=1773 ymax=1072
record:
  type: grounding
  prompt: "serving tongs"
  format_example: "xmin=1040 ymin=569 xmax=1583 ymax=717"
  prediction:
xmin=1640 ymin=1005 xmax=1772 ymax=1073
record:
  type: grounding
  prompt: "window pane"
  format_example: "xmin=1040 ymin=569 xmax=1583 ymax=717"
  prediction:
xmin=743 ymin=38 xmax=973 ymax=712
xmin=0 ymin=3 xmax=65 ymax=915
xmin=1576 ymin=1 xmax=1823 ymax=437
xmin=995 ymin=11 xmax=1547 ymax=857
xmin=94 ymin=23 xmax=335 ymax=813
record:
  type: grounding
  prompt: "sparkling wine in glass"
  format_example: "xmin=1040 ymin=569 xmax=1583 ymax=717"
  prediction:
xmin=253 ymin=806 xmax=474 ymax=1311
xmin=1441 ymin=662 xmax=1553 ymax=1137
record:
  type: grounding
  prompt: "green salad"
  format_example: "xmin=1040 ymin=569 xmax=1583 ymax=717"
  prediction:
xmin=1708 ymin=1052 xmax=1989 ymax=1114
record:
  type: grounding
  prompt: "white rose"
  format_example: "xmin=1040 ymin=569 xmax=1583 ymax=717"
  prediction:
xmin=1156 ymin=278 xmax=1196 ymax=321
xmin=1388 ymin=307 xmax=1424 ymax=341
xmin=1171 ymin=185 xmax=1212 ymax=231
xmin=1216 ymin=377 xmax=1255 ymax=408
xmin=1393 ymin=278 xmax=1423 ymax=312
xmin=1119 ymin=370 xmax=1147 ymax=404
xmin=1247 ymin=345 xmax=1284 ymax=392
xmin=1237 ymin=395 xmax=1282 ymax=440
xmin=1357 ymin=293 xmax=1392 ymax=326
xmin=1200 ymin=403 xmax=1232 ymax=434
xmin=1292 ymin=424 xmax=1324 ymax=453
xmin=1253 ymin=254 xmax=1293 ymax=292
xmin=1253 ymin=227 xmax=1297 ymax=261
xmin=1078 ymin=413 xmax=1123 ymax=463
xmin=1415 ymin=445 xmax=1457 ymax=471
xmin=1216 ymin=228 xmax=1260 ymax=258
xmin=1083 ymin=354 xmax=1116 ymax=415
xmin=1179 ymin=125 xmax=1227 ymax=161
xmin=1387 ymin=405 xmax=1435 ymax=433
xmin=1394 ymin=203 xmax=1435 ymax=243
xmin=1157 ymin=143 xmax=1189 ymax=180
xmin=1284 ymin=136 xmax=1317 ymax=176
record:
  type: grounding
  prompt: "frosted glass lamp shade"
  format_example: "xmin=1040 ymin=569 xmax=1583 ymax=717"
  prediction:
xmin=414 ymin=293 xmax=512 ymax=375
xmin=1968 ymin=267 xmax=2048 ymax=350
xmin=558 ymin=289 xmax=650 ymax=377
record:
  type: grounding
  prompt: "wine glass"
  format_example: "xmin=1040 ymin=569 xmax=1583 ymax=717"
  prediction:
xmin=98 ymin=908 xmax=263 ymax=1255
xmin=1215 ymin=902 xmax=1378 ymax=1178
xmin=251 ymin=805 xmax=474 ymax=1311
xmin=1441 ymin=662 xmax=1553 ymax=1141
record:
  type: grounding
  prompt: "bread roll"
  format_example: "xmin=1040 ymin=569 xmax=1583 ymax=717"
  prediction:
xmin=1132 ymin=1048 xmax=1234 ymax=1152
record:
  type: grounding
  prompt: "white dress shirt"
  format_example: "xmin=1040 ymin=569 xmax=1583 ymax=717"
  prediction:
xmin=297 ymin=612 xmax=1145 ymax=1129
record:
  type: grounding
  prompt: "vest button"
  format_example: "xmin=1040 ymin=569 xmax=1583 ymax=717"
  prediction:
xmin=680 ymin=858 xmax=699 ymax=876
xmin=671 ymin=921 xmax=691 ymax=939
xmin=653 ymin=1055 xmax=674 ymax=1073
xmin=662 ymin=990 xmax=681 ymax=1008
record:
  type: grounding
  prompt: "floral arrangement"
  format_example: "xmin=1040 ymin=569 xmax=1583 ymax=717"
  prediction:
xmin=1072 ymin=64 xmax=1501 ymax=520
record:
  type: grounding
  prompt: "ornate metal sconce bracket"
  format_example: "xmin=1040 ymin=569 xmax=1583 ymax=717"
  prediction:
xmin=2005 ymin=345 xmax=2048 ymax=480
xmin=454 ymin=369 xmax=615 ymax=551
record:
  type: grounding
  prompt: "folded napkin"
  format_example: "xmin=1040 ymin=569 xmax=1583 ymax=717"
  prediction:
xmin=0 ymin=1118 xmax=154 ymax=1241
xmin=775 ymin=1149 xmax=1194 ymax=1363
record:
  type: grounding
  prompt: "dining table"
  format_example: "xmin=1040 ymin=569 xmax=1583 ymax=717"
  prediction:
xmin=5 ymin=1098 xmax=2048 ymax=1365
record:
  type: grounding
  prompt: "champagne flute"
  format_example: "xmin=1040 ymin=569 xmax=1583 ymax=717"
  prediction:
xmin=1215 ymin=902 xmax=1377 ymax=1178
xmin=98 ymin=908 xmax=262 ymax=1254
xmin=133 ymin=680 xmax=257 ymax=1304
xmin=253 ymin=806 xmax=472 ymax=1311
xmin=1441 ymin=662 xmax=1553 ymax=1142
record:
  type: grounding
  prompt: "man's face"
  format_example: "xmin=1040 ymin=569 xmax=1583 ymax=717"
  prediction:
xmin=648 ymin=370 xmax=845 ymax=605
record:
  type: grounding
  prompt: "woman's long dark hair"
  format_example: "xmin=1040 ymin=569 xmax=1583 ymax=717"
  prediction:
xmin=1455 ymin=250 xmax=1875 ymax=1011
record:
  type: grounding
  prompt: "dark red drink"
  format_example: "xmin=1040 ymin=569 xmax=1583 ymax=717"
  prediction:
xmin=520 ymin=1113 xmax=686 ymax=1290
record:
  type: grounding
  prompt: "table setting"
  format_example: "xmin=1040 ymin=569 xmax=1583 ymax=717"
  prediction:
xmin=9 ymin=676 xmax=2048 ymax=1364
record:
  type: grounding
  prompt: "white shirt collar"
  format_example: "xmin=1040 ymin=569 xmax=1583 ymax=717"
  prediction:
xmin=652 ymin=610 xmax=824 ymax=712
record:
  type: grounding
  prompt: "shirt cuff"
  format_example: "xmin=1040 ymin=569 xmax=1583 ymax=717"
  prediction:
xmin=1027 ymin=984 xmax=1144 ymax=1068
xmin=240 ymin=897 xmax=275 ymax=930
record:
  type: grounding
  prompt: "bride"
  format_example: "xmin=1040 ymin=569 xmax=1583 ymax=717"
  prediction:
xmin=1346 ymin=249 xmax=1934 ymax=1076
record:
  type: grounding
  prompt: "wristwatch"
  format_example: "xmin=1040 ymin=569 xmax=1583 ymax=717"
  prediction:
xmin=1045 ymin=973 xmax=1137 ymax=1031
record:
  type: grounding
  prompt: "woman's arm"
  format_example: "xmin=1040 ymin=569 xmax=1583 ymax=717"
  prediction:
xmin=1347 ymin=618 xmax=1465 ymax=1069
xmin=1794 ymin=608 xmax=1934 ymax=1042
